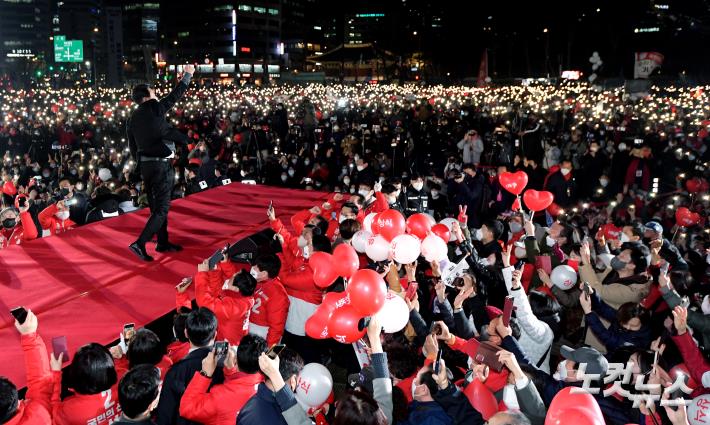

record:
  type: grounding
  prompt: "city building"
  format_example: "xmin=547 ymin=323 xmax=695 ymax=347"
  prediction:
xmin=160 ymin=1 xmax=283 ymax=83
xmin=0 ymin=0 xmax=52 ymax=79
xmin=119 ymin=1 xmax=159 ymax=82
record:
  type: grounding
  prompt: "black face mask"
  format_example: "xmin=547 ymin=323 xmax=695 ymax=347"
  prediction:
xmin=2 ymin=218 xmax=16 ymax=229
xmin=60 ymin=188 xmax=70 ymax=197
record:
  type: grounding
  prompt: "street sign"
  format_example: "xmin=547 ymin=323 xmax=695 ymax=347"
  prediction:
xmin=54 ymin=36 xmax=84 ymax=62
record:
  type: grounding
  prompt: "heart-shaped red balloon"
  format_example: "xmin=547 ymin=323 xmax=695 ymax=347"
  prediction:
xmin=675 ymin=207 xmax=701 ymax=227
xmin=498 ymin=171 xmax=529 ymax=196
xmin=309 ymin=252 xmax=338 ymax=288
xmin=686 ymin=178 xmax=710 ymax=194
xmin=523 ymin=190 xmax=554 ymax=212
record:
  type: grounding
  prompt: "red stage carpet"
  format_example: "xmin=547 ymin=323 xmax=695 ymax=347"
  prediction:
xmin=0 ymin=183 xmax=328 ymax=387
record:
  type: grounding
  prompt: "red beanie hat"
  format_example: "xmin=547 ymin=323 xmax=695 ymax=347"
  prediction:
xmin=188 ymin=158 xmax=202 ymax=166
xmin=485 ymin=306 xmax=503 ymax=321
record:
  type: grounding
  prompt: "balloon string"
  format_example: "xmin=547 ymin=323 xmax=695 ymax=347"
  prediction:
xmin=671 ymin=226 xmax=681 ymax=243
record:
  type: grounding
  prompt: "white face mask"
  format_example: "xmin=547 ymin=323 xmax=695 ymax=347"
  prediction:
xmin=599 ymin=178 xmax=609 ymax=187
xmin=514 ymin=246 xmax=527 ymax=258
xmin=297 ymin=236 xmax=308 ymax=248
xmin=619 ymin=232 xmax=630 ymax=243
xmin=431 ymin=190 xmax=439 ymax=199
xmin=338 ymin=214 xmax=348 ymax=224
xmin=250 ymin=268 xmax=260 ymax=280
xmin=343 ymin=178 xmax=351 ymax=185
xmin=509 ymin=222 xmax=523 ymax=234
xmin=358 ymin=189 xmax=370 ymax=197
xmin=356 ymin=165 xmax=365 ymax=171
xmin=412 ymin=182 xmax=424 ymax=191
xmin=560 ymin=168 xmax=571 ymax=176
xmin=546 ymin=235 xmax=557 ymax=247
xmin=56 ymin=210 xmax=70 ymax=221
xmin=473 ymin=228 xmax=483 ymax=241
xmin=702 ymin=295 xmax=710 ymax=315
xmin=553 ymin=360 xmax=568 ymax=381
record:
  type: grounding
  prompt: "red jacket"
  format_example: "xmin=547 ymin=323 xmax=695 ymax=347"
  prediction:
xmin=52 ymin=384 xmax=120 ymax=425
xmin=179 ymin=371 xmax=263 ymax=425
xmin=279 ymin=245 xmax=323 ymax=336
xmin=114 ymin=355 xmax=173 ymax=381
xmin=166 ymin=341 xmax=190 ymax=364
xmin=249 ymin=277 xmax=290 ymax=346
xmin=1 ymin=211 xmax=38 ymax=249
xmin=270 ymin=217 xmax=303 ymax=260
xmin=195 ymin=268 xmax=254 ymax=345
xmin=671 ymin=331 xmax=710 ymax=398
xmin=6 ymin=333 xmax=54 ymax=425
xmin=38 ymin=204 xmax=76 ymax=236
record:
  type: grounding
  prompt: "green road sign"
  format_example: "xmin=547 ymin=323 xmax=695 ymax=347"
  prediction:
xmin=54 ymin=36 xmax=84 ymax=62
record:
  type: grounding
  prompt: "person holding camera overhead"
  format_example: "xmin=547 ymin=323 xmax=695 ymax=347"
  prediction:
xmin=127 ymin=64 xmax=195 ymax=262
xmin=0 ymin=194 xmax=37 ymax=249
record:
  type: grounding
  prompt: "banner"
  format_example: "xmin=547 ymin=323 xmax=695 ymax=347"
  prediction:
xmin=634 ymin=52 xmax=664 ymax=79
xmin=477 ymin=49 xmax=488 ymax=87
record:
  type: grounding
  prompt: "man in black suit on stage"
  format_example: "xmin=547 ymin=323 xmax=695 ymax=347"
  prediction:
xmin=127 ymin=64 xmax=195 ymax=261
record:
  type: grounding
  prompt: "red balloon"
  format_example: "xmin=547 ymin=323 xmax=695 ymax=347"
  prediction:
xmin=498 ymin=171 xmax=529 ymax=196
xmin=103 ymin=110 xmax=113 ymax=118
xmin=347 ymin=269 xmax=387 ymax=316
xmin=309 ymin=252 xmax=338 ymax=288
xmin=373 ymin=209 xmax=406 ymax=241
xmin=431 ymin=224 xmax=451 ymax=243
xmin=670 ymin=363 xmax=698 ymax=389
xmin=50 ymin=104 xmax=59 ymax=113
xmin=675 ymin=207 xmax=701 ymax=227
xmin=523 ymin=189 xmax=554 ymax=212
xmin=93 ymin=103 xmax=103 ymax=113
xmin=686 ymin=177 xmax=709 ymax=193
xmin=511 ymin=197 xmax=521 ymax=211
xmin=545 ymin=387 xmax=605 ymax=425
xmin=406 ymin=213 xmax=432 ymax=239
xmin=332 ymin=244 xmax=359 ymax=278
xmin=463 ymin=379 xmax=498 ymax=420
xmin=546 ymin=202 xmax=563 ymax=217
xmin=600 ymin=223 xmax=622 ymax=240
xmin=305 ymin=309 xmax=330 ymax=339
xmin=327 ymin=305 xmax=365 ymax=344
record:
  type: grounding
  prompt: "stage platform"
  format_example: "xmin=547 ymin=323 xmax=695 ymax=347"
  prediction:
xmin=0 ymin=183 xmax=327 ymax=387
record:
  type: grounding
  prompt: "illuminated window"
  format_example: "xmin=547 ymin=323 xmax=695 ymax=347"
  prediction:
xmin=268 ymin=8 xmax=278 ymax=15
xmin=254 ymin=6 xmax=266 ymax=13
xmin=238 ymin=4 xmax=252 ymax=12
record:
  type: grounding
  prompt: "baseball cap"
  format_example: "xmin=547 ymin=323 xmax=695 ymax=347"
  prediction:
xmin=644 ymin=221 xmax=663 ymax=234
xmin=560 ymin=345 xmax=608 ymax=377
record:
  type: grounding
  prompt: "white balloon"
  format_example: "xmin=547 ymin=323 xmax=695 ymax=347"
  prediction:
xmin=352 ymin=230 xmax=372 ymax=253
xmin=597 ymin=253 xmax=614 ymax=268
xmin=592 ymin=63 xmax=599 ymax=71
xmin=439 ymin=218 xmax=458 ymax=242
xmin=687 ymin=394 xmax=710 ymax=425
xmin=376 ymin=292 xmax=410 ymax=333
xmin=390 ymin=234 xmax=421 ymax=264
xmin=363 ymin=213 xmax=378 ymax=233
xmin=514 ymin=246 xmax=527 ymax=259
xmin=551 ymin=265 xmax=578 ymax=290
xmin=421 ymin=234 xmax=448 ymax=262
xmin=365 ymin=235 xmax=390 ymax=262
xmin=295 ymin=363 xmax=333 ymax=409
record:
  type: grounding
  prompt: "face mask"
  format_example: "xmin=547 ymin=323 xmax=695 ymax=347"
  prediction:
xmin=343 ymin=177 xmax=350 ymax=185
xmin=560 ymin=168 xmax=571 ymax=176
xmin=599 ymin=178 xmax=609 ymax=187
xmin=291 ymin=158 xmax=298 ymax=165
xmin=288 ymin=169 xmax=295 ymax=177
xmin=42 ymin=172 xmax=50 ymax=178
xmin=473 ymin=228 xmax=483 ymax=241
xmin=509 ymin=222 xmax=523 ymax=234
xmin=32 ymin=167 xmax=40 ymax=173
xmin=358 ymin=189 xmax=369 ymax=197
xmin=55 ymin=210 xmax=70 ymax=220
xmin=412 ymin=182 xmax=424 ymax=191
xmin=240 ymin=170 xmax=247 ymax=177
xmin=356 ymin=165 xmax=365 ymax=171
xmin=302 ymin=245 xmax=311 ymax=259
xmin=2 ymin=218 xmax=16 ymax=229
xmin=297 ymin=236 xmax=308 ymax=248
xmin=553 ymin=360 xmax=568 ymax=381
xmin=350 ymin=187 xmax=356 ymax=194
xmin=618 ymin=143 xmax=627 ymax=152
xmin=70 ymin=169 xmax=78 ymax=175
xmin=304 ymin=160 xmax=310 ymax=166
xmin=250 ymin=268 xmax=260 ymax=280
xmin=339 ymin=214 xmax=348 ymax=224
xmin=619 ymin=232 xmax=630 ymax=243
xmin=75 ymin=182 xmax=84 ymax=191
xmin=546 ymin=235 xmax=557 ymax=247
xmin=60 ymin=188 xmax=70 ymax=197
xmin=281 ymin=174 xmax=288 ymax=182
xmin=610 ymin=256 xmax=627 ymax=271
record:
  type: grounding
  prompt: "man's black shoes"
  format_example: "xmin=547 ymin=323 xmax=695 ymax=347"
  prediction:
xmin=129 ymin=242 xmax=154 ymax=262
xmin=155 ymin=242 xmax=183 ymax=253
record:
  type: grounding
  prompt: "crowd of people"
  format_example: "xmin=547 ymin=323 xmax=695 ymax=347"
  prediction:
xmin=1 ymin=78 xmax=710 ymax=425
